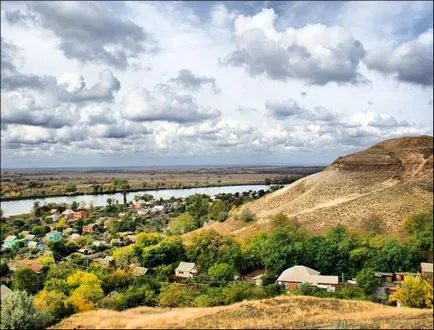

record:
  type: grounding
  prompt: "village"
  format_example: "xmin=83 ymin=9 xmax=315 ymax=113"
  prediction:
xmin=1 ymin=188 xmax=433 ymax=309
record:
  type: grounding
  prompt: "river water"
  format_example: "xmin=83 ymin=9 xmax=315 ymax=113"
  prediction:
xmin=1 ymin=184 xmax=274 ymax=216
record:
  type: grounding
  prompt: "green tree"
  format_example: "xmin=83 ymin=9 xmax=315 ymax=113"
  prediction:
xmin=207 ymin=263 xmax=237 ymax=282
xmin=32 ymin=225 xmax=50 ymax=236
xmin=71 ymin=201 xmax=79 ymax=211
xmin=142 ymin=238 xmax=185 ymax=268
xmin=1 ymin=291 xmax=50 ymax=330
xmin=0 ymin=261 xmax=10 ymax=276
xmin=33 ymin=201 xmax=41 ymax=218
xmin=11 ymin=267 xmax=40 ymax=294
xmin=168 ymin=212 xmax=197 ymax=234
xmin=405 ymin=212 xmax=433 ymax=256
xmin=187 ymin=194 xmax=210 ymax=226
xmin=158 ymin=284 xmax=199 ymax=307
xmin=48 ymin=239 xmax=78 ymax=261
xmin=356 ymin=267 xmax=378 ymax=295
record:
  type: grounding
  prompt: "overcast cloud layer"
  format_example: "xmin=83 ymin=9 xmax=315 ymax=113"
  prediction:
xmin=1 ymin=1 xmax=433 ymax=168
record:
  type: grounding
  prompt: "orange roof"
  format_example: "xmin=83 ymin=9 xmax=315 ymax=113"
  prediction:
xmin=31 ymin=262 xmax=43 ymax=273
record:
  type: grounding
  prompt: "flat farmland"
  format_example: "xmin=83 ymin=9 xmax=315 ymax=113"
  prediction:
xmin=0 ymin=166 xmax=324 ymax=200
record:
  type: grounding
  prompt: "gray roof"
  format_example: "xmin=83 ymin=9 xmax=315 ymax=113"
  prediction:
xmin=175 ymin=262 xmax=198 ymax=273
xmin=421 ymin=262 xmax=433 ymax=273
xmin=1 ymin=285 xmax=13 ymax=301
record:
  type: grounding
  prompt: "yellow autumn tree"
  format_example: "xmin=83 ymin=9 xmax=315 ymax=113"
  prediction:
xmin=34 ymin=289 xmax=72 ymax=321
xmin=389 ymin=275 xmax=433 ymax=308
xmin=112 ymin=244 xmax=136 ymax=268
xmin=56 ymin=218 xmax=68 ymax=229
xmin=68 ymin=284 xmax=104 ymax=312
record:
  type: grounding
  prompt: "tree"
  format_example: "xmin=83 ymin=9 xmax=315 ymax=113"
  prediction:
xmin=405 ymin=212 xmax=433 ymax=256
xmin=1 ymin=291 xmax=50 ymax=330
xmin=136 ymin=232 xmax=162 ymax=248
xmin=187 ymin=194 xmax=210 ymax=225
xmin=65 ymin=184 xmax=77 ymax=193
xmin=56 ymin=218 xmax=68 ymax=229
xmin=112 ymin=245 xmax=137 ymax=269
xmin=68 ymin=284 xmax=104 ymax=312
xmin=11 ymin=267 xmax=40 ymax=294
xmin=356 ymin=268 xmax=377 ymax=295
xmin=389 ymin=276 xmax=433 ymax=308
xmin=142 ymin=238 xmax=185 ymax=268
xmin=70 ymin=201 xmax=79 ymax=211
xmin=32 ymin=225 xmax=50 ymax=236
xmin=48 ymin=239 xmax=77 ymax=261
xmin=158 ymin=284 xmax=198 ymax=308
xmin=34 ymin=289 xmax=73 ymax=322
xmin=33 ymin=201 xmax=41 ymax=218
xmin=169 ymin=212 xmax=197 ymax=234
xmin=208 ymin=263 xmax=237 ymax=282
xmin=0 ymin=261 xmax=10 ymax=276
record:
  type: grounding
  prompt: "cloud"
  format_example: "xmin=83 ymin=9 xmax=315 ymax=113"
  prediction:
xmin=121 ymin=84 xmax=221 ymax=123
xmin=367 ymin=114 xmax=410 ymax=128
xmin=364 ymin=28 xmax=433 ymax=86
xmin=222 ymin=8 xmax=366 ymax=85
xmin=266 ymin=98 xmax=338 ymax=122
xmin=5 ymin=1 xmax=158 ymax=69
xmin=1 ymin=91 xmax=74 ymax=128
xmin=58 ymin=70 xmax=121 ymax=103
xmin=169 ymin=69 xmax=220 ymax=93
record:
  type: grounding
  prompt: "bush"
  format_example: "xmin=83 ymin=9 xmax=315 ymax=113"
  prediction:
xmin=158 ymin=284 xmax=199 ymax=307
xmin=11 ymin=268 xmax=40 ymax=294
xmin=207 ymin=263 xmax=237 ymax=282
xmin=222 ymin=282 xmax=265 ymax=305
xmin=0 ymin=291 xmax=51 ymax=330
xmin=356 ymin=268 xmax=378 ymax=295
xmin=239 ymin=208 xmax=256 ymax=222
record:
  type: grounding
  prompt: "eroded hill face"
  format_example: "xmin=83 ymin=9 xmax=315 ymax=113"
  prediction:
xmin=191 ymin=136 xmax=433 ymax=240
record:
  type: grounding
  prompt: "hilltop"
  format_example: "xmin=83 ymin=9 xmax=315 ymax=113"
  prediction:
xmin=54 ymin=295 xmax=433 ymax=329
xmin=188 ymin=136 xmax=433 ymax=240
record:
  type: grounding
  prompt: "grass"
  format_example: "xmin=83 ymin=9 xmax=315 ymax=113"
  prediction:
xmin=53 ymin=295 xmax=433 ymax=329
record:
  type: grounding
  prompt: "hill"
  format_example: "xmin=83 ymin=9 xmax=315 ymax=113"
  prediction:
xmin=187 ymin=136 xmax=433 ymax=240
xmin=54 ymin=295 xmax=433 ymax=329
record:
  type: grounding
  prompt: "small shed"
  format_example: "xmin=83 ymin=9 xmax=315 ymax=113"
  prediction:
xmin=175 ymin=262 xmax=198 ymax=278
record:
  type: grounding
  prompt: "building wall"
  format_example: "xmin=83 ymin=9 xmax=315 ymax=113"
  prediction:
xmin=175 ymin=270 xmax=194 ymax=278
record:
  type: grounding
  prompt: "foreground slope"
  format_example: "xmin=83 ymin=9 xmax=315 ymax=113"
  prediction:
xmin=190 ymin=136 xmax=433 ymax=239
xmin=54 ymin=295 xmax=433 ymax=329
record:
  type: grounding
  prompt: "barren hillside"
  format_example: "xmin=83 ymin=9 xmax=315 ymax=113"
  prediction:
xmin=188 ymin=136 xmax=433 ymax=240
xmin=54 ymin=295 xmax=433 ymax=329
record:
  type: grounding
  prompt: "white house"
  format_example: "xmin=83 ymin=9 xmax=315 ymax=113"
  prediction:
xmin=175 ymin=262 xmax=198 ymax=278
xmin=276 ymin=265 xmax=339 ymax=291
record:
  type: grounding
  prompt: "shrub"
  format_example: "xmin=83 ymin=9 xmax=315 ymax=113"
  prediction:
xmin=356 ymin=268 xmax=378 ymax=295
xmin=207 ymin=263 xmax=237 ymax=282
xmin=239 ymin=208 xmax=256 ymax=222
xmin=1 ymin=291 xmax=51 ymax=330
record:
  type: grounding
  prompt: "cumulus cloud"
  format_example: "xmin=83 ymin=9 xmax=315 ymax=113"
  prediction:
xmin=5 ymin=1 xmax=158 ymax=69
xmin=368 ymin=114 xmax=410 ymax=128
xmin=364 ymin=28 xmax=433 ymax=86
xmin=169 ymin=69 xmax=220 ymax=93
xmin=222 ymin=8 xmax=366 ymax=85
xmin=266 ymin=99 xmax=338 ymax=122
xmin=121 ymin=84 xmax=221 ymax=123
xmin=58 ymin=70 xmax=121 ymax=103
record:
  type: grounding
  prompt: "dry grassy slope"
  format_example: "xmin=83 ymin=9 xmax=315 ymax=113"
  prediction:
xmin=54 ymin=295 xmax=433 ymax=329
xmin=186 ymin=136 xmax=433 ymax=240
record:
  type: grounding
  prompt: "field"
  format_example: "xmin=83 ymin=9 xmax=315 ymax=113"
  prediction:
xmin=0 ymin=166 xmax=323 ymax=200
xmin=54 ymin=295 xmax=434 ymax=329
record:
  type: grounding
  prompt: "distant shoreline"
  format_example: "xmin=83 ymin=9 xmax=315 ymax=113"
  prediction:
xmin=0 ymin=182 xmax=279 ymax=202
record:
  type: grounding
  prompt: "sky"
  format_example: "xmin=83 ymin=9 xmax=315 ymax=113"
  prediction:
xmin=0 ymin=1 xmax=433 ymax=168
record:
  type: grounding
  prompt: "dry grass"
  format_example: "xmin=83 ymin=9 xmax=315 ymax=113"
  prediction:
xmin=53 ymin=295 xmax=433 ymax=329
xmin=184 ymin=136 xmax=433 ymax=241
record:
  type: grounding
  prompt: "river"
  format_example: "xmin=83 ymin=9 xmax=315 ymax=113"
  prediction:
xmin=1 ymin=184 xmax=274 ymax=217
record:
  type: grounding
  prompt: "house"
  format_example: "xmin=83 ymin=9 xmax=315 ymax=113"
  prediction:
xmin=118 ymin=231 xmax=135 ymax=238
xmin=96 ymin=255 xmax=113 ymax=266
xmin=23 ymin=234 xmax=36 ymax=241
xmin=46 ymin=214 xmax=60 ymax=222
xmin=276 ymin=265 xmax=339 ymax=291
xmin=421 ymin=263 xmax=433 ymax=283
xmin=83 ymin=223 xmax=97 ymax=233
xmin=137 ymin=208 xmax=150 ymax=216
xmin=50 ymin=208 xmax=58 ymax=214
xmin=2 ymin=235 xmax=18 ymax=248
xmin=73 ymin=210 xmax=88 ymax=220
xmin=175 ymin=262 xmax=198 ymax=278
xmin=27 ymin=241 xmax=44 ymax=250
xmin=1 ymin=285 xmax=13 ymax=301
xmin=46 ymin=231 xmax=62 ymax=241
xmin=133 ymin=200 xmax=152 ymax=209
xmin=68 ymin=233 xmax=81 ymax=241
xmin=151 ymin=205 xmax=167 ymax=214
xmin=251 ymin=274 xmax=266 ymax=286
xmin=125 ymin=235 xmax=137 ymax=243
xmin=61 ymin=209 xmax=75 ymax=218
xmin=30 ymin=262 xmax=44 ymax=273
xmin=133 ymin=266 xmax=149 ymax=276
